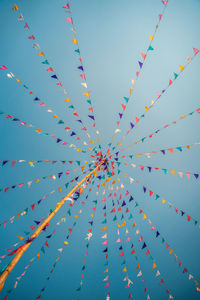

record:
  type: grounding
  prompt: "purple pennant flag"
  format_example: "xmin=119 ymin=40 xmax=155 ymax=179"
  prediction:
xmin=142 ymin=242 xmax=147 ymax=249
xmin=2 ymin=160 xmax=8 ymax=166
xmin=162 ymin=89 xmax=165 ymax=93
xmin=78 ymin=66 xmax=84 ymax=71
xmin=52 ymin=161 xmax=57 ymax=164
xmin=181 ymin=210 xmax=185 ymax=216
xmin=114 ymin=158 xmax=118 ymax=161
xmin=103 ymin=205 xmax=106 ymax=210
xmin=51 ymin=75 xmax=58 ymax=79
xmin=13 ymin=118 xmax=19 ymax=121
xmin=103 ymin=248 xmax=108 ymax=253
xmin=156 ymin=231 xmax=160 ymax=237
xmin=119 ymin=113 xmax=123 ymax=119
xmin=194 ymin=174 xmax=199 ymax=179
xmin=58 ymin=172 xmax=63 ymax=178
xmin=70 ymin=131 xmax=76 ymax=136
xmin=88 ymin=115 xmax=95 ymax=120
xmin=12 ymin=185 xmax=16 ymax=189
xmin=38 ymin=200 xmax=42 ymax=205
xmin=138 ymin=61 xmax=143 ymax=69
xmin=34 ymin=220 xmax=40 ymax=225
xmin=147 ymin=167 xmax=152 ymax=172
xmin=143 ymin=186 xmax=146 ymax=193
xmin=89 ymin=221 xmax=93 ymax=226
xmin=34 ymin=97 xmax=40 ymax=101
xmin=155 ymin=130 xmax=160 ymax=133
xmin=130 ymin=122 xmax=134 ymax=129
xmin=61 ymin=161 xmax=66 ymax=164
xmin=119 ymin=246 xmax=123 ymax=250
xmin=161 ymin=150 xmax=165 ymax=155
xmin=129 ymin=196 xmax=134 ymax=202
xmin=122 ymin=200 xmax=126 ymax=206
xmin=56 ymin=138 xmax=62 ymax=143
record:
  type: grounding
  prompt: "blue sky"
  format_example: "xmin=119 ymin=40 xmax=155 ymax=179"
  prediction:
xmin=0 ymin=0 xmax=200 ymax=299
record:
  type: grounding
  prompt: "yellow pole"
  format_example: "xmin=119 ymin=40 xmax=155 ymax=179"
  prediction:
xmin=0 ymin=159 xmax=105 ymax=292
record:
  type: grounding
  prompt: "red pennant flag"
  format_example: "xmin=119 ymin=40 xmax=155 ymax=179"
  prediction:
xmin=131 ymin=248 xmax=135 ymax=255
xmin=45 ymin=241 xmax=49 ymax=248
xmin=119 ymin=252 xmax=124 ymax=257
xmin=149 ymin=190 xmax=153 ymax=197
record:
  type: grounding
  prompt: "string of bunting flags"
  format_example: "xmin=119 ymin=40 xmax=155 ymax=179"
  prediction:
xmin=11 ymin=2 xmax=101 ymax=151
xmin=109 ymin=0 xmax=169 ymax=149
xmin=111 ymin=47 xmax=199 ymax=153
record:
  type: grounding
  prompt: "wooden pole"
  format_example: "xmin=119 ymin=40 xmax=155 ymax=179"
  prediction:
xmin=0 ymin=159 xmax=105 ymax=292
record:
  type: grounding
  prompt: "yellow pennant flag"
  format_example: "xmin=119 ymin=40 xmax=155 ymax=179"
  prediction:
xmin=143 ymin=214 xmax=147 ymax=220
xmin=53 ymin=114 xmax=59 ymax=119
xmin=96 ymin=138 xmax=100 ymax=142
xmin=169 ymin=249 xmax=173 ymax=255
xmin=72 ymin=38 xmax=78 ymax=45
xmin=17 ymin=212 xmax=21 ymax=218
xmin=56 ymin=257 xmax=60 ymax=262
xmin=132 ymin=222 xmax=136 ymax=228
xmin=122 ymin=267 xmax=127 ymax=273
xmin=101 ymin=182 xmax=105 ymax=187
xmin=112 ymin=180 xmax=116 ymax=184
xmin=38 ymin=52 xmax=45 ymax=57
xmin=84 ymin=258 xmax=86 ymax=263
xmin=81 ymin=166 xmax=85 ymax=172
xmin=90 ymin=214 xmax=94 ymax=218
xmin=16 ymin=78 xmax=21 ymax=83
xmin=162 ymin=198 xmax=166 ymax=204
xmin=170 ymin=170 xmax=175 ymax=175
xmin=35 ymin=178 xmax=40 ymax=183
xmin=137 ymin=153 xmax=142 ymax=157
xmin=152 ymin=262 xmax=157 ymax=269
xmin=12 ymin=3 xmax=18 ymax=10
xmin=129 ymin=88 xmax=133 ymax=95
xmin=149 ymin=35 xmax=154 ymax=42
xmin=58 ymin=187 xmax=62 ymax=192
xmin=145 ymin=106 xmax=149 ymax=111
xmin=104 ymin=268 xmax=108 ymax=273
xmin=64 ymin=98 xmax=71 ymax=102
xmin=185 ymin=145 xmax=190 ymax=149
xmin=18 ymin=236 xmax=24 ymax=240
xmin=37 ymin=252 xmax=40 ymax=259
xmin=64 ymin=241 xmax=69 ymax=245
xmin=179 ymin=65 xmax=184 ymax=72
xmin=74 ymin=215 xmax=79 ymax=220
xmin=117 ymin=141 xmax=122 ymax=146
xmin=101 ymin=226 xmax=107 ymax=231
xmin=89 ymin=140 xmax=94 ymax=144
xmin=83 ymin=91 xmax=91 ymax=98
xmin=136 ymin=264 xmax=140 ymax=270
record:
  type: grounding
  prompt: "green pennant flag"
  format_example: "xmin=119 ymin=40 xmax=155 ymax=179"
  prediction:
xmin=42 ymin=60 xmax=49 ymax=64
xmin=76 ymin=287 xmax=81 ymax=291
xmin=161 ymin=238 xmax=165 ymax=244
xmin=104 ymin=261 xmax=108 ymax=266
xmin=76 ymin=161 xmax=81 ymax=166
xmin=86 ymin=243 xmax=89 ymax=248
xmin=108 ymin=143 xmax=111 ymax=147
xmin=24 ymin=208 xmax=28 ymax=214
xmin=140 ymin=114 xmax=145 ymax=118
xmin=141 ymin=137 xmax=146 ymax=142
xmin=0 ymin=111 xmax=4 ymax=115
xmin=53 ymin=263 xmax=56 ymax=268
xmin=129 ymin=214 xmax=133 ymax=220
xmin=75 ymin=49 xmax=80 ymax=54
xmin=41 ymin=246 xmax=45 ymax=254
xmin=93 ymin=200 xmax=97 ymax=204
xmin=23 ymin=85 xmax=29 ymax=89
xmin=68 ymin=105 xmax=74 ymax=109
xmin=194 ymin=220 xmax=198 ymax=225
xmin=155 ymin=194 xmax=160 ymax=200
xmin=176 ymin=147 xmax=182 ymax=152
xmin=135 ymin=202 xmax=139 ymax=207
xmin=174 ymin=72 xmax=178 ymax=79
xmin=121 ymin=260 xmax=126 ymax=265
xmin=117 ymin=162 xmax=121 ymax=167
xmin=65 ymin=183 xmax=69 ymax=189
xmin=129 ymin=155 xmax=133 ymax=159
xmin=24 ymin=231 xmax=30 ymax=235
xmin=87 ymin=99 xmax=92 ymax=104
xmin=67 ymin=209 xmax=71 ymax=216
xmin=148 ymin=45 xmax=154 ymax=51
xmin=58 ymin=120 xmax=64 ymax=124
xmin=102 ymin=219 xmax=107 ymax=224
xmin=121 ymin=214 xmax=124 ymax=220
xmin=118 ymin=170 xmax=121 ymax=174
xmin=113 ymin=215 xmax=117 ymax=221
xmin=124 ymin=97 xmax=129 ymax=103
xmin=162 ymin=169 xmax=167 ymax=174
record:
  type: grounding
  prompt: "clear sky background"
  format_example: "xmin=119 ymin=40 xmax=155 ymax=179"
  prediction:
xmin=0 ymin=0 xmax=200 ymax=299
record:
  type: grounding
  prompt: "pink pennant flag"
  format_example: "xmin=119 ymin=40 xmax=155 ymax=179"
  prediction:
xmin=101 ymin=197 xmax=106 ymax=202
xmin=3 ymin=221 xmax=7 ymax=228
xmin=20 ymin=121 xmax=26 ymax=125
xmin=19 ymin=183 xmax=24 ymax=188
xmin=24 ymin=23 xmax=29 ymax=29
xmin=102 ymin=240 xmax=107 ymax=245
xmin=138 ymin=236 xmax=143 ymax=242
xmin=92 ymin=207 xmax=96 ymax=211
xmin=116 ymin=238 xmax=121 ymax=243
xmin=157 ymin=92 xmax=161 ymax=98
xmin=63 ymin=4 xmax=70 ymax=9
xmin=139 ymin=165 xmax=144 ymax=171
xmin=28 ymin=35 xmax=35 ymax=40
xmin=105 ymin=283 xmax=109 ymax=287
xmin=56 ymin=82 xmax=63 ymax=87
xmin=158 ymin=14 xmax=162 ymax=21
xmin=65 ymin=17 xmax=73 ymax=24
xmin=81 ymin=126 xmax=87 ymax=131
xmin=125 ymin=190 xmax=129 ymax=196
xmin=80 ymin=74 xmax=86 ymax=80
xmin=186 ymin=172 xmax=191 ymax=179
xmin=193 ymin=47 xmax=199 ymax=56
xmin=151 ymin=225 xmax=156 ymax=230
xmin=136 ymin=71 xmax=139 ymax=77
xmin=0 ymin=65 xmax=8 ymax=70
xmin=119 ymin=194 xmax=123 ymax=200
xmin=39 ymin=102 xmax=46 ymax=106
xmin=162 ymin=0 xmax=168 ymax=6
xmin=125 ymin=284 xmax=130 ymax=288
xmin=126 ymin=237 xmax=131 ymax=242
xmin=12 ymin=160 xmax=17 ymax=166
